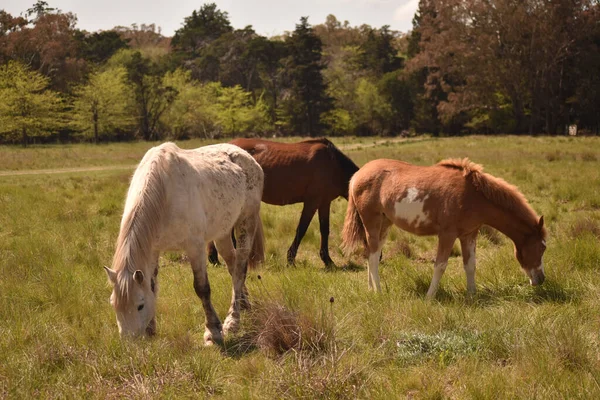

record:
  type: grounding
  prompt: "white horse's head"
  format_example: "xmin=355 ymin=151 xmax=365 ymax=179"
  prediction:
xmin=105 ymin=266 xmax=157 ymax=338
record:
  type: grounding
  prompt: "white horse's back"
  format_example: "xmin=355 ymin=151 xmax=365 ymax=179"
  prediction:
xmin=143 ymin=143 xmax=263 ymax=251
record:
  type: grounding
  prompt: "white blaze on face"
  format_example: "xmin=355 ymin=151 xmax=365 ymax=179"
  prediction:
xmin=394 ymin=187 xmax=430 ymax=227
xmin=537 ymin=261 xmax=545 ymax=274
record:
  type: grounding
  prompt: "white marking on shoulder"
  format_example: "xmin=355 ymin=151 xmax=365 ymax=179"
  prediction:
xmin=394 ymin=187 xmax=430 ymax=226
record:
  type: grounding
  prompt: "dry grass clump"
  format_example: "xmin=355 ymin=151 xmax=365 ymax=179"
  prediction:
xmin=570 ymin=218 xmax=600 ymax=238
xmin=579 ymin=151 xmax=598 ymax=162
xmin=243 ymin=298 xmax=335 ymax=358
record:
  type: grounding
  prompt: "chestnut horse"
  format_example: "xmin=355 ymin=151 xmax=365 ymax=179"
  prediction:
xmin=209 ymin=138 xmax=359 ymax=266
xmin=104 ymin=142 xmax=264 ymax=345
xmin=342 ymin=158 xmax=547 ymax=297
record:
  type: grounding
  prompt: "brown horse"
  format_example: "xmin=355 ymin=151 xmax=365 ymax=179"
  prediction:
xmin=342 ymin=158 xmax=547 ymax=297
xmin=209 ymin=138 xmax=359 ymax=266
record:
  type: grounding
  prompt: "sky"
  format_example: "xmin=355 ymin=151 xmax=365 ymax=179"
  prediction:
xmin=2 ymin=0 xmax=419 ymax=37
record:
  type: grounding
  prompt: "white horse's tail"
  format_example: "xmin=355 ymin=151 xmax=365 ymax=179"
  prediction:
xmin=248 ymin=212 xmax=264 ymax=269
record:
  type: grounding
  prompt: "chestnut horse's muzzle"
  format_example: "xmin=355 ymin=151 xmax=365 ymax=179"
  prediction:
xmin=527 ymin=267 xmax=545 ymax=286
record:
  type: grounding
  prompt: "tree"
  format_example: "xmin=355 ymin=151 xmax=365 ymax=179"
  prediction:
xmin=2 ymin=6 xmax=84 ymax=92
xmin=171 ymin=3 xmax=232 ymax=57
xmin=281 ymin=17 xmax=331 ymax=136
xmin=71 ymin=66 xmax=134 ymax=142
xmin=0 ymin=61 xmax=64 ymax=146
xmin=214 ymin=85 xmax=269 ymax=136
xmin=408 ymin=0 xmax=597 ymax=134
xmin=354 ymin=78 xmax=392 ymax=135
xmin=161 ymin=69 xmax=270 ymax=138
xmin=125 ymin=51 xmax=177 ymax=140
xmin=357 ymin=25 xmax=403 ymax=77
xmin=75 ymin=30 xmax=129 ymax=64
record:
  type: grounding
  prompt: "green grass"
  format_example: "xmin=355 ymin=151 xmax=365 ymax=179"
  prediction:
xmin=1 ymin=135 xmax=600 ymax=398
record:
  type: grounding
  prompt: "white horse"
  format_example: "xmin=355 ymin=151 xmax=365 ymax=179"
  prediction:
xmin=104 ymin=142 xmax=264 ymax=345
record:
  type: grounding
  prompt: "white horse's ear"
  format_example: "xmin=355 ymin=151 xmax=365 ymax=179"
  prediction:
xmin=133 ymin=270 xmax=144 ymax=285
xmin=538 ymin=216 xmax=544 ymax=230
xmin=104 ymin=266 xmax=117 ymax=285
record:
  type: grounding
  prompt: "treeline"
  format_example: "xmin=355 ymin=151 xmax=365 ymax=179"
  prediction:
xmin=0 ymin=1 xmax=598 ymax=146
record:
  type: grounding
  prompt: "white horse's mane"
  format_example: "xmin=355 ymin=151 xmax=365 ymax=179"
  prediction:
xmin=111 ymin=144 xmax=173 ymax=305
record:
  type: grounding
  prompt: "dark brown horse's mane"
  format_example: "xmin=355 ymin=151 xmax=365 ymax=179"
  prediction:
xmin=439 ymin=158 xmax=545 ymax=236
xmin=303 ymin=138 xmax=359 ymax=178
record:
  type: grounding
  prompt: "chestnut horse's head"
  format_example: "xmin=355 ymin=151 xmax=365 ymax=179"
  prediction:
xmin=515 ymin=216 xmax=547 ymax=286
xmin=105 ymin=266 xmax=158 ymax=338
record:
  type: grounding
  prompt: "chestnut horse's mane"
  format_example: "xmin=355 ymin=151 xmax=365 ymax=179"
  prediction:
xmin=438 ymin=158 xmax=545 ymax=236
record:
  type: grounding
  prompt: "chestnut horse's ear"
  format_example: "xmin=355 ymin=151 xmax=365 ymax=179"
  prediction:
xmin=133 ymin=270 xmax=144 ymax=285
xmin=538 ymin=216 xmax=544 ymax=230
xmin=104 ymin=266 xmax=117 ymax=285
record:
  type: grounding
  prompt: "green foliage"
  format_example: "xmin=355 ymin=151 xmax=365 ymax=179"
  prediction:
xmin=124 ymin=51 xmax=176 ymax=140
xmin=171 ymin=3 xmax=233 ymax=57
xmin=280 ymin=17 xmax=332 ymax=136
xmin=161 ymin=69 xmax=270 ymax=138
xmin=71 ymin=67 xmax=134 ymax=142
xmin=75 ymin=30 xmax=129 ymax=64
xmin=214 ymin=85 xmax=270 ymax=136
xmin=322 ymin=108 xmax=356 ymax=136
xmin=354 ymin=78 xmax=392 ymax=135
xmin=0 ymin=61 xmax=64 ymax=146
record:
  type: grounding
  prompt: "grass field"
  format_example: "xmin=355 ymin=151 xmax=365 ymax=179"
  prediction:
xmin=1 ymin=135 xmax=599 ymax=399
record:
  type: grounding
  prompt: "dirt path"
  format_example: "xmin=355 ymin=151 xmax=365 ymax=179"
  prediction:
xmin=0 ymin=165 xmax=135 ymax=177
xmin=0 ymin=137 xmax=417 ymax=177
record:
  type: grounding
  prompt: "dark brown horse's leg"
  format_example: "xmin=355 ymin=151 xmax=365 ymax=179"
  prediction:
xmin=208 ymin=230 xmax=237 ymax=265
xmin=318 ymin=202 xmax=335 ymax=267
xmin=287 ymin=202 xmax=318 ymax=265
xmin=207 ymin=241 xmax=219 ymax=264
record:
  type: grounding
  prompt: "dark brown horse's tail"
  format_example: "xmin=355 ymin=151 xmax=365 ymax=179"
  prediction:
xmin=341 ymin=182 xmax=367 ymax=256
xmin=248 ymin=212 xmax=265 ymax=269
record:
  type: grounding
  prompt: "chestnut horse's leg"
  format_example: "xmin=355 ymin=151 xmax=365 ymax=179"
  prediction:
xmin=188 ymin=245 xmax=223 ymax=345
xmin=287 ymin=202 xmax=318 ymax=265
xmin=363 ymin=213 xmax=392 ymax=292
xmin=459 ymin=231 xmax=478 ymax=295
xmin=426 ymin=233 xmax=457 ymax=299
xmin=318 ymin=202 xmax=334 ymax=267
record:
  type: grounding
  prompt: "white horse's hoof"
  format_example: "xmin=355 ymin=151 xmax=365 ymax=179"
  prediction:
xmin=204 ymin=327 xmax=223 ymax=346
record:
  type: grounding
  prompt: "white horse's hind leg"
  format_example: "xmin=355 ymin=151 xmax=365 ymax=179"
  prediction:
xmin=188 ymin=245 xmax=223 ymax=345
xmin=426 ymin=233 xmax=457 ymax=299
xmin=222 ymin=212 xmax=256 ymax=335
xmin=459 ymin=231 xmax=478 ymax=295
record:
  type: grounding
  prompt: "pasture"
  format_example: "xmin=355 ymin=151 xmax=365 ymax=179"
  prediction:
xmin=1 ymin=135 xmax=599 ymax=399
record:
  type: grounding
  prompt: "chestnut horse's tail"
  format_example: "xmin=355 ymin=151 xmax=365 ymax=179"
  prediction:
xmin=248 ymin=212 xmax=265 ymax=269
xmin=342 ymin=182 xmax=367 ymax=256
